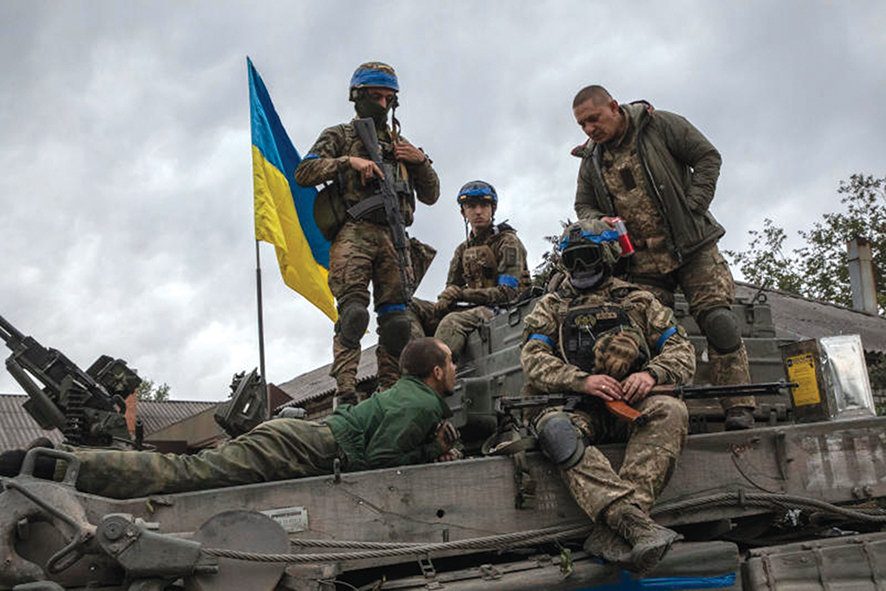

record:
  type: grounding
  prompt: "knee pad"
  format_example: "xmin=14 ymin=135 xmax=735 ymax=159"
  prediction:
xmin=536 ymin=412 xmax=585 ymax=470
xmin=377 ymin=309 xmax=411 ymax=357
xmin=698 ymin=307 xmax=741 ymax=354
xmin=337 ymin=302 xmax=370 ymax=350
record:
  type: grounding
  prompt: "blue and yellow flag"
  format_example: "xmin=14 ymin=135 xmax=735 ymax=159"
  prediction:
xmin=248 ymin=58 xmax=337 ymax=321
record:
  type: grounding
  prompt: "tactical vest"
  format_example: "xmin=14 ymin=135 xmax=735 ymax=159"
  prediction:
xmin=558 ymin=299 xmax=650 ymax=374
xmin=462 ymin=244 xmax=498 ymax=289
xmin=313 ymin=124 xmax=416 ymax=241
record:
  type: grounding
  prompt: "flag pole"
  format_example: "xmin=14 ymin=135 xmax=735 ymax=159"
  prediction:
xmin=255 ymin=239 xmax=268 ymax=417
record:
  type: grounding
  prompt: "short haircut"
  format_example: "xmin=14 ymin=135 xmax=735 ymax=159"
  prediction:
xmin=399 ymin=337 xmax=448 ymax=379
xmin=573 ymin=85 xmax=613 ymax=109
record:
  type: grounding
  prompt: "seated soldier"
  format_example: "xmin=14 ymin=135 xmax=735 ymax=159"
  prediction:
xmin=0 ymin=338 xmax=461 ymax=499
xmin=521 ymin=221 xmax=696 ymax=572
xmin=434 ymin=180 xmax=530 ymax=362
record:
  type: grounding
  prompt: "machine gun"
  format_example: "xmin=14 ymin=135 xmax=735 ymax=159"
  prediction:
xmin=0 ymin=314 xmax=140 ymax=447
xmin=353 ymin=117 xmax=414 ymax=301
xmin=498 ymin=380 xmax=798 ymax=426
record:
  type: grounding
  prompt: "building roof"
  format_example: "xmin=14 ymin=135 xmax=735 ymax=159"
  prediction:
xmin=276 ymin=344 xmax=380 ymax=406
xmin=0 ymin=395 xmax=217 ymax=451
xmin=735 ymin=282 xmax=886 ymax=352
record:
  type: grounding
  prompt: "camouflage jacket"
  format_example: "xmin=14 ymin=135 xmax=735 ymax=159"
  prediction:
xmin=572 ymin=103 xmax=725 ymax=263
xmin=294 ymin=121 xmax=440 ymax=227
xmin=445 ymin=222 xmax=531 ymax=306
xmin=323 ymin=375 xmax=453 ymax=472
xmin=521 ymin=277 xmax=696 ymax=394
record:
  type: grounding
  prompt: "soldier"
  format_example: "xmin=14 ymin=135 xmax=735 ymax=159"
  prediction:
xmin=571 ymin=85 xmax=756 ymax=430
xmin=521 ymin=221 xmax=695 ymax=572
xmin=294 ymin=62 xmax=440 ymax=405
xmin=434 ymin=181 xmax=530 ymax=362
xmin=0 ymin=338 xmax=460 ymax=499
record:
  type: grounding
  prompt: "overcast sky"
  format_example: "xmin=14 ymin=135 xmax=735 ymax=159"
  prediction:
xmin=1 ymin=1 xmax=884 ymax=401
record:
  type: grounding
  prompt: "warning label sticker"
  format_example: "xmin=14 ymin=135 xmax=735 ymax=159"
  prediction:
xmin=786 ymin=353 xmax=820 ymax=406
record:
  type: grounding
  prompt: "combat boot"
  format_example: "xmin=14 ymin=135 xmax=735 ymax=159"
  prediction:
xmin=583 ymin=523 xmax=631 ymax=564
xmin=724 ymin=406 xmax=755 ymax=431
xmin=604 ymin=501 xmax=681 ymax=572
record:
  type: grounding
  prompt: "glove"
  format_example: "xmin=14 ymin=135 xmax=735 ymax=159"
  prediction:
xmin=434 ymin=285 xmax=463 ymax=314
xmin=593 ymin=333 xmax=640 ymax=380
xmin=435 ymin=420 xmax=460 ymax=452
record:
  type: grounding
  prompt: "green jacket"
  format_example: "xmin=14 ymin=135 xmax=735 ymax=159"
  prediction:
xmin=573 ymin=103 xmax=725 ymax=263
xmin=324 ymin=375 xmax=453 ymax=472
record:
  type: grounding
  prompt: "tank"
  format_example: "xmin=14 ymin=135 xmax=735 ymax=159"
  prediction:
xmin=2 ymin=293 xmax=885 ymax=591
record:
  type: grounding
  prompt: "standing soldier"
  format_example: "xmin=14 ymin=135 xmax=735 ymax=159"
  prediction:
xmin=295 ymin=62 xmax=440 ymax=405
xmin=570 ymin=85 xmax=755 ymax=430
xmin=434 ymin=181 xmax=530 ymax=362
xmin=521 ymin=221 xmax=695 ymax=572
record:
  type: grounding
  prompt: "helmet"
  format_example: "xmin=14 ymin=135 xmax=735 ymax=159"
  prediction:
xmin=349 ymin=62 xmax=399 ymax=99
xmin=457 ymin=180 xmax=498 ymax=208
xmin=558 ymin=220 xmax=621 ymax=289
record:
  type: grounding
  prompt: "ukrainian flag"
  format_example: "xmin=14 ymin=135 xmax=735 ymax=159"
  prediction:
xmin=248 ymin=58 xmax=337 ymax=321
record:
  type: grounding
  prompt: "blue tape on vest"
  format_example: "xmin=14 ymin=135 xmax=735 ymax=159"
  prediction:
xmin=498 ymin=274 xmax=519 ymax=288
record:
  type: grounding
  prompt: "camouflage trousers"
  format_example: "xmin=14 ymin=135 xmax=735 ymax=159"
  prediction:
xmin=551 ymin=395 xmax=688 ymax=521
xmin=629 ymin=243 xmax=754 ymax=410
xmin=58 ymin=419 xmax=341 ymax=499
xmin=434 ymin=306 xmax=494 ymax=362
xmin=328 ymin=221 xmax=413 ymax=395
xmin=377 ymin=297 xmax=439 ymax=391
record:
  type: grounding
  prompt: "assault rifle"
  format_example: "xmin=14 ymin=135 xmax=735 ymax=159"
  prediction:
xmin=353 ymin=117 xmax=414 ymax=301
xmin=499 ymin=380 xmax=798 ymax=426
xmin=0 ymin=314 xmax=140 ymax=447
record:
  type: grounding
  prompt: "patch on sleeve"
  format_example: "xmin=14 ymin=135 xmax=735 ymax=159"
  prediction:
xmin=503 ymin=247 xmax=517 ymax=266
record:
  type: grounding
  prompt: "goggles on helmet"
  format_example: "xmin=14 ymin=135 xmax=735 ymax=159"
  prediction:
xmin=559 ymin=230 xmax=619 ymax=272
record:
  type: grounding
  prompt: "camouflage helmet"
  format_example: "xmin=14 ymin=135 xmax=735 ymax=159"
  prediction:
xmin=457 ymin=180 xmax=498 ymax=209
xmin=349 ymin=62 xmax=399 ymax=101
xmin=558 ymin=220 xmax=621 ymax=287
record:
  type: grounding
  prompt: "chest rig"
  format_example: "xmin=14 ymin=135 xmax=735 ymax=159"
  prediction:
xmin=558 ymin=296 xmax=650 ymax=374
xmin=462 ymin=244 xmax=497 ymax=289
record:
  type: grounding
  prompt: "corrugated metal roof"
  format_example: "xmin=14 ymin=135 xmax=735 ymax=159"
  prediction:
xmin=735 ymin=282 xmax=886 ymax=352
xmin=0 ymin=395 xmax=217 ymax=451
xmin=277 ymin=344 xmax=379 ymax=405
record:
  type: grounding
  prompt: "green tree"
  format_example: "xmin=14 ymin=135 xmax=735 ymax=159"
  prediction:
xmin=724 ymin=173 xmax=885 ymax=315
xmin=136 ymin=379 xmax=170 ymax=402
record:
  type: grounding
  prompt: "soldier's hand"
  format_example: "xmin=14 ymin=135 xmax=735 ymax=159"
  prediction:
xmin=434 ymin=285 xmax=463 ymax=314
xmin=583 ymin=374 xmax=624 ymax=402
xmin=600 ymin=216 xmax=619 ymax=227
xmin=621 ymin=371 xmax=656 ymax=404
xmin=394 ymin=140 xmax=426 ymax=164
xmin=435 ymin=420 xmax=460 ymax=453
xmin=593 ymin=333 xmax=640 ymax=380
xmin=434 ymin=448 xmax=464 ymax=463
xmin=348 ymin=156 xmax=385 ymax=185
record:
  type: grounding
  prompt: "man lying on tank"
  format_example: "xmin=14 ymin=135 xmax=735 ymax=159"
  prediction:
xmin=0 ymin=338 xmax=461 ymax=499
xmin=433 ymin=180 xmax=531 ymax=363
xmin=520 ymin=220 xmax=696 ymax=573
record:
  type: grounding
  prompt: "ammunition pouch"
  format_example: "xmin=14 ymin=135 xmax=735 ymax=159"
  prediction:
xmin=314 ymin=181 xmax=348 ymax=242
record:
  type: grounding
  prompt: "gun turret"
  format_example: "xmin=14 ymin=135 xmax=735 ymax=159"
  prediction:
xmin=0 ymin=314 xmax=140 ymax=447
